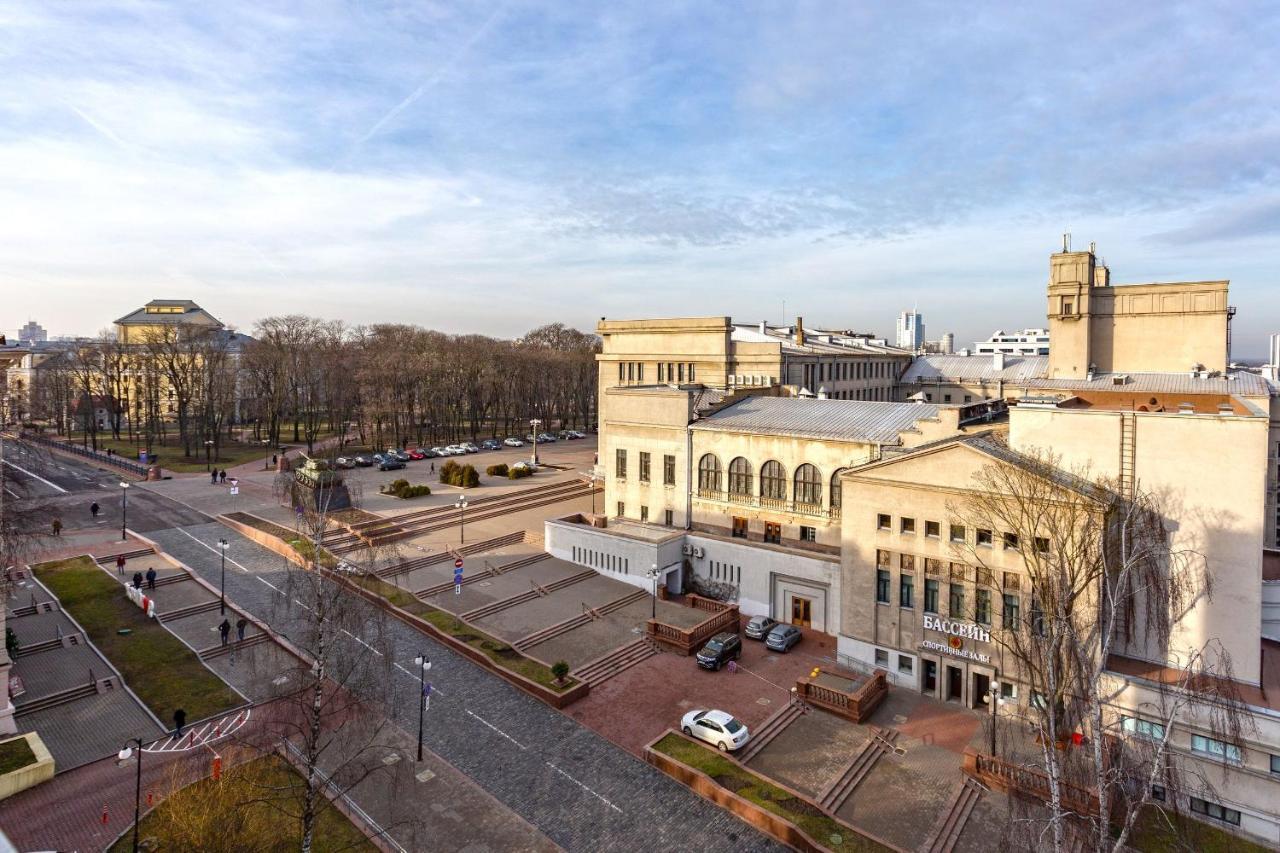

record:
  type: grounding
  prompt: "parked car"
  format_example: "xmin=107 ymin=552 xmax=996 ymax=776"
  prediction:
xmin=744 ymin=615 xmax=779 ymax=640
xmin=389 ymin=449 xmax=412 ymax=462
xmin=443 ymin=445 xmax=464 ymax=455
xmin=353 ymin=454 xmax=375 ymax=467
xmin=461 ymin=442 xmax=480 ymax=454
xmin=421 ymin=447 xmax=440 ymax=458
xmin=407 ymin=448 xmax=426 ymax=460
xmin=536 ymin=433 xmax=557 ymax=443
xmin=430 ymin=446 xmax=449 ymax=456
xmin=504 ymin=437 xmax=525 ymax=447
xmin=764 ymin=624 xmax=802 ymax=653
xmin=680 ymin=709 xmax=750 ymax=752
xmin=333 ymin=456 xmax=357 ymax=469
xmin=568 ymin=430 xmax=586 ymax=439
xmin=374 ymin=454 xmax=406 ymax=471
xmin=481 ymin=438 xmax=502 ymax=450
xmin=695 ymin=632 xmax=742 ymax=671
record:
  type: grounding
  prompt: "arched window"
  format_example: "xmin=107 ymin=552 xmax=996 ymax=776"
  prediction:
xmin=728 ymin=457 xmax=753 ymax=496
xmin=760 ymin=460 xmax=786 ymax=500
xmin=697 ymin=453 xmax=722 ymax=492
xmin=830 ymin=468 xmax=847 ymax=509
xmin=794 ymin=464 xmax=822 ymax=506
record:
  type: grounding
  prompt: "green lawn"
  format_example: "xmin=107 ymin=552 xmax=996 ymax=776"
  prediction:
xmin=107 ymin=755 xmax=376 ymax=853
xmin=32 ymin=557 xmax=243 ymax=722
xmin=64 ymin=434 xmax=275 ymax=473
xmin=1128 ymin=804 xmax=1271 ymax=853
xmin=0 ymin=737 xmax=36 ymax=774
xmin=652 ymin=733 xmax=890 ymax=853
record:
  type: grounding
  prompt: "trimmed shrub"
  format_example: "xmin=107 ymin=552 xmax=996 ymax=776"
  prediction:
xmin=381 ymin=479 xmax=431 ymax=499
xmin=485 ymin=463 xmax=509 ymax=477
xmin=551 ymin=660 xmax=570 ymax=685
xmin=439 ymin=461 xmax=480 ymax=488
xmin=508 ymin=465 xmax=533 ymax=480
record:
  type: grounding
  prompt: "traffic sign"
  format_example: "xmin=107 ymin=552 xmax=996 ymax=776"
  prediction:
xmin=454 ymin=558 xmax=464 ymax=569
xmin=454 ymin=583 xmax=461 ymax=595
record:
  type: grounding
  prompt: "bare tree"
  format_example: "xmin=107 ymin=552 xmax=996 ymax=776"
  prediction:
xmin=950 ymin=437 xmax=1246 ymax=852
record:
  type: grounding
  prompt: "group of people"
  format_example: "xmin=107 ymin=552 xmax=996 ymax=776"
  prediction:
xmin=219 ymin=617 xmax=249 ymax=645
xmin=210 ymin=469 xmax=229 ymax=484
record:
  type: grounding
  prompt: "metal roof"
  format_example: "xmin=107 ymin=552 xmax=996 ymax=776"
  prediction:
xmin=901 ymin=354 xmax=1049 ymax=383
xmin=691 ymin=396 xmax=940 ymax=444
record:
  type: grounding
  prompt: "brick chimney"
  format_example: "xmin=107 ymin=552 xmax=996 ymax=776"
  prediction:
xmin=794 ymin=317 xmax=805 ymax=347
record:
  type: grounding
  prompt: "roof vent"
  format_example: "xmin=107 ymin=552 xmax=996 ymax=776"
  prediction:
xmin=1111 ymin=374 xmax=1129 ymax=386
xmin=992 ymin=352 xmax=1006 ymax=371
xmin=817 ymin=386 xmax=828 ymax=400
xmin=1178 ymin=402 xmax=1195 ymax=414
xmin=959 ymin=348 xmax=971 ymax=357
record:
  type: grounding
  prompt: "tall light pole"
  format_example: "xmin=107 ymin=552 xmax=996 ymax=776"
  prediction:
xmin=204 ymin=439 xmax=214 ymax=472
xmin=529 ymin=418 xmax=541 ymax=467
xmin=589 ymin=474 xmax=598 ymax=516
xmin=262 ymin=438 xmax=271 ymax=470
xmin=413 ymin=654 xmax=431 ymax=762
xmin=117 ymin=737 xmax=143 ymax=853
xmin=454 ymin=496 xmax=468 ymax=544
xmin=647 ymin=565 xmax=659 ymax=620
xmin=119 ymin=482 xmax=129 ymax=542
xmin=218 ymin=538 xmax=229 ymax=614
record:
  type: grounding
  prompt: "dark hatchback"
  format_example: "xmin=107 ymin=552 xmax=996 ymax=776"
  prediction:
xmin=696 ymin=632 xmax=742 ymax=671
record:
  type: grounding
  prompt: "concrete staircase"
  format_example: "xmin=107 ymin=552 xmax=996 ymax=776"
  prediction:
xmin=460 ymin=570 xmax=597 ymax=621
xmin=738 ymin=703 xmax=804 ymax=763
xmin=922 ymin=777 xmax=985 ymax=853
xmin=158 ymin=599 xmax=221 ymax=623
xmin=817 ymin=727 xmax=900 ymax=813
xmin=570 ymin=638 xmax=657 ymax=687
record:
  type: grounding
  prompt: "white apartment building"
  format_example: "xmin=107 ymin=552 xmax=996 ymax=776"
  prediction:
xmin=973 ymin=328 xmax=1050 ymax=356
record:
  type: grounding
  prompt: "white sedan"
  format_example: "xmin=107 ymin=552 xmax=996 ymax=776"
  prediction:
xmin=680 ymin=709 xmax=750 ymax=752
xmin=503 ymin=437 xmax=525 ymax=447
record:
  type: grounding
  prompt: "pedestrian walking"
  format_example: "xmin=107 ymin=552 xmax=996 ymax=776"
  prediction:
xmin=210 ymin=469 xmax=217 ymax=485
xmin=51 ymin=518 xmax=62 ymax=536
xmin=90 ymin=501 xmax=100 ymax=519
xmin=219 ymin=618 xmax=231 ymax=646
xmin=272 ymin=453 xmax=278 ymax=467
xmin=430 ymin=462 xmax=435 ymax=474
xmin=145 ymin=567 xmax=157 ymax=590
xmin=132 ymin=571 xmax=143 ymax=589
xmin=236 ymin=617 xmax=247 ymax=642
xmin=173 ymin=708 xmax=186 ymax=738
xmin=116 ymin=554 xmax=126 ymax=574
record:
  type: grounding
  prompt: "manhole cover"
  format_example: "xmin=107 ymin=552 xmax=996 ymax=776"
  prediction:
xmin=830 ymin=834 xmax=842 ymax=846
xmin=756 ymin=697 xmax=771 ymax=705
xmin=415 ymin=769 xmax=436 ymax=783
xmin=382 ymin=753 xmax=401 ymax=765
xmin=478 ymin=581 xmax=492 ymax=587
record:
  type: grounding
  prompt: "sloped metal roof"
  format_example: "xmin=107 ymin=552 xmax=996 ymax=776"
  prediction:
xmin=901 ymin=354 xmax=1049 ymax=383
xmin=691 ymin=396 xmax=940 ymax=444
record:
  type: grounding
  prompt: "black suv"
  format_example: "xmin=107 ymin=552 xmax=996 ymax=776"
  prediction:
xmin=696 ymin=632 xmax=742 ymax=671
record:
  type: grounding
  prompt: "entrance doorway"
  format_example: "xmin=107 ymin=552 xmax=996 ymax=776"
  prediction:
xmin=790 ymin=596 xmax=812 ymax=627
xmin=764 ymin=522 xmax=781 ymax=544
xmin=923 ymin=660 xmax=937 ymax=694
xmin=946 ymin=665 xmax=963 ymax=702
xmin=971 ymin=672 xmax=991 ymax=710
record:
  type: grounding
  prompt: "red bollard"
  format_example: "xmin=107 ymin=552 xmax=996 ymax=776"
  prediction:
xmin=212 ymin=756 xmax=222 ymax=780
xmin=101 ymin=804 xmax=108 ymax=825
xmin=147 ymin=791 xmax=154 ymax=806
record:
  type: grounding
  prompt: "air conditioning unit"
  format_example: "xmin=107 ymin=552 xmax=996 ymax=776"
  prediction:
xmin=681 ymin=544 xmax=694 ymax=556
xmin=693 ymin=547 xmax=705 ymax=559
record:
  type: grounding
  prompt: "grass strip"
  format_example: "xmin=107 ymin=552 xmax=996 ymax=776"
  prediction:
xmin=0 ymin=737 xmax=37 ymax=774
xmin=652 ymin=733 xmax=890 ymax=853
xmin=32 ymin=556 xmax=242 ymax=722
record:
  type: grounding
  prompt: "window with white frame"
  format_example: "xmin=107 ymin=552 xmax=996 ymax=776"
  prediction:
xmin=1191 ymin=734 xmax=1241 ymax=763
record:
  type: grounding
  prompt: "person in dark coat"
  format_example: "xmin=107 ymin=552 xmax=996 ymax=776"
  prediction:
xmin=116 ymin=554 xmax=126 ymax=574
xmin=90 ymin=502 xmax=100 ymax=519
xmin=210 ymin=469 xmax=217 ymax=485
xmin=145 ymin=567 xmax=157 ymax=590
xmin=132 ymin=571 xmax=143 ymax=589
xmin=219 ymin=618 xmax=231 ymax=646
xmin=219 ymin=469 xmax=226 ymax=484
xmin=173 ymin=708 xmax=186 ymax=738
xmin=236 ymin=617 xmax=247 ymax=642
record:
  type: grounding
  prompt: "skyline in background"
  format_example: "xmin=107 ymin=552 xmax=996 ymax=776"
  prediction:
xmin=1 ymin=2 xmax=1277 ymax=357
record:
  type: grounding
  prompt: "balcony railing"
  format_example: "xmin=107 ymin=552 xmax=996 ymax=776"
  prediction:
xmin=693 ymin=488 xmax=841 ymax=520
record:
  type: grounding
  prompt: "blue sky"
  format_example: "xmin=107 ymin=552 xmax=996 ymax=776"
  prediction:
xmin=2 ymin=1 xmax=1277 ymax=355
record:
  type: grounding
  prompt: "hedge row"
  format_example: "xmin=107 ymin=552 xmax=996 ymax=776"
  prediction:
xmin=439 ymin=460 xmax=480 ymax=488
xmin=381 ymin=478 xmax=432 ymax=499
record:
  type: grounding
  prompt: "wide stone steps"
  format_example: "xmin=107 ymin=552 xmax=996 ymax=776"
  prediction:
xmin=376 ymin=551 xmax=453 ymax=580
xmin=17 ymin=633 xmax=82 ymax=656
xmin=93 ymin=547 xmax=155 ymax=564
xmin=15 ymin=678 xmax=115 ymax=716
xmin=922 ymin=777 xmax=985 ymax=853
xmin=199 ymin=632 xmax=271 ymax=660
xmin=455 ymin=531 xmax=526 ymax=556
xmin=158 ymin=599 xmax=221 ymax=623
xmin=355 ymin=479 xmax=576 ymax=531
xmin=510 ymin=586 xmax=644 ymax=651
xmin=737 ymin=702 xmax=804 ymax=764
xmin=817 ymin=727 xmax=900 ymax=813
xmin=570 ymin=638 xmax=657 ymax=686
xmin=9 ymin=600 xmax=57 ymax=619
xmin=460 ymin=569 xmax=596 ymax=621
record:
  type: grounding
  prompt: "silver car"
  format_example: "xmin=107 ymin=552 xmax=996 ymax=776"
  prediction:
xmin=680 ymin=709 xmax=750 ymax=752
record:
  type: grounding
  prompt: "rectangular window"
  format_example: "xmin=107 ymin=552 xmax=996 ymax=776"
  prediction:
xmin=638 ymin=362 xmax=644 ymax=381
xmin=664 ymin=509 xmax=674 ymax=526
xmin=898 ymin=655 xmax=913 ymax=675
xmin=1034 ymin=536 xmax=1050 ymax=554
xmin=924 ymin=557 xmax=943 ymax=575
xmin=975 ymin=589 xmax=991 ymax=625
xmin=924 ymin=579 xmax=939 ymax=614
xmin=615 ymin=448 xmax=627 ymax=479
xmin=1003 ymin=593 xmax=1020 ymax=629
xmin=677 ymin=363 xmax=685 ymax=382
xmin=640 ymin=505 xmax=649 ymax=523
xmin=1190 ymin=797 xmax=1241 ymax=826
xmin=1000 ymin=682 xmax=1017 ymax=700
xmin=1122 ymin=717 xmax=1167 ymax=741
xmin=877 ymin=513 xmax=891 ymax=530
xmin=925 ymin=520 xmax=940 ymax=539
xmin=943 ymin=394 xmax=952 ymax=403
xmin=874 ymin=648 xmax=889 ymax=667
xmin=901 ymin=517 xmax=916 ymax=534
xmin=949 ymin=562 xmax=966 ymax=581
xmin=618 ymin=363 xmax=624 ymax=382
xmin=657 ymin=363 xmax=664 ymax=382
xmin=1191 ymin=735 xmax=1241 ymax=763
xmin=876 ymin=570 xmax=891 ymax=604
xmin=732 ymin=517 xmax=748 ymax=539
xmin=977 ymin=528 xmax=993 ymax=547
xmin=627 ymin=362 xmax=634 ymax=381
xmin=1272 ymin=754 xmax=1280 ymax=775
xmin=688 ymin=363 xmax=695 ymax=381
xmin=900 ymin=553 xmax=916 ymax=571
xmin=949 ymin=583 xmax=965 ymax=618
xmin=900 ymin=574 xmax=914 ymax=608
xmin=764 ymin=522 xmax=781 ymax=544
xmin=638 ymin=452 xmax=651 ymax=483
xmin=1150 ymin=785 xmax=1166 ymax=802
xmin=1003 ymin=532 xmax=1020 ymax=551
xmin=616 ymin=501 xmax=625 ymax=517
xmin=663 ymin=454 xmax=675 ymax=486
xmin=799 ymin=525 xmax=816 ymax=542
xmin=1003 ymin=572 xmax=1020 ymax=591
xmin=877 ymin=548 xmax=891 ymax=568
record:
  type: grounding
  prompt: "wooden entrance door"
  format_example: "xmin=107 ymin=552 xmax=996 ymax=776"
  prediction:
xmin=790 ymin=595 xmax=812 ymax=627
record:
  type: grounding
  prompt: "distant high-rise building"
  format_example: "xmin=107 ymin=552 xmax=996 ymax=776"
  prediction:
xmin=974 ymin=328 xmax=1050 ymax=356
xmin=940 ymin=332 xmax=954 ymax=355
xmin=896 ymin=310 xmax=924 ymax=351
xmin=17 ymin=320 xmax=46 ymax=345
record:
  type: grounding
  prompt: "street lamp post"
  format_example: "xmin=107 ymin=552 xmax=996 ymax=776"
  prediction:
xmin=454 ymin=496 xmax=469 ymax=544
xmin=647 ymin=565 xmax=659 ymax=620
xmin=204 ymin=439 xmax=214 ymax=472
xmin=119 ymin=482 xmax=129 ymax=542
xmin=529 ymin=418 xmax=541 ymax=467
xmin=262 ymin=438 xmax=271 ymax=470
xmin=589 ymin=474 xmax=597 ymax=516
xmin=218 ymin=538 xmax=229 ymax=615
xmin=118 ymin=738 xmax=143 ymax=853
xmin=988 ymin=684 xmax=1000 ymax=756
xmin=413 ymin=654 xmax=432 ymax=762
